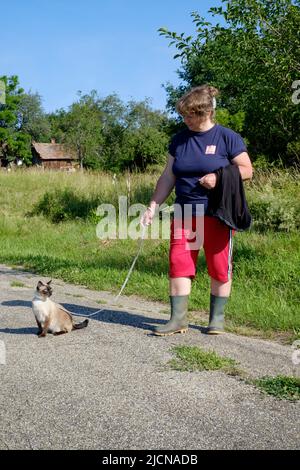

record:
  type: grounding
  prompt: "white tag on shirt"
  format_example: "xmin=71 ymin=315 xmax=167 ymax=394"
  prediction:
xmin=205 ymin=145 xmax=216 ymax=155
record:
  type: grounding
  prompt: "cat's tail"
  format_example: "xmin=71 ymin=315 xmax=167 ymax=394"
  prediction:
xmin=73 ymin=319 xmax=89 ymax=330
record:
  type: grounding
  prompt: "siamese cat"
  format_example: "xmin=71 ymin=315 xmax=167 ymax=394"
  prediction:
xmin=32 ymin=280 xmax=89 ymax=337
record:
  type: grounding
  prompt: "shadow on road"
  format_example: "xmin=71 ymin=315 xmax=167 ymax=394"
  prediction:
xmin=0 ymin=327 xmax=37 ymax=335
xmin=1 ymin=299 xmax=207 ymax=335
xmin=2 ymin=300 xmax=32 ymax=308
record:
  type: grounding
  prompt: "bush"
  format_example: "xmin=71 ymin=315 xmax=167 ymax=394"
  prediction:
xmin=249 ymin=197 xmax=297 ymax=232
xmin=29 ymin=169 xmax=300 ymax=233
xmin=31 ymin=188 xmax=101 ymax=223
xmin=246 ymin=170 xmax=300 ymax=232
xmin=287 ymin=140 xmax=300 ymax=166
xmin=29 ymin=178 xmax=159 ymax=223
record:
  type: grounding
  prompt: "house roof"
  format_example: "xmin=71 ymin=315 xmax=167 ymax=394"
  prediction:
xmin=32 ymin=142 xmax=77 ymax=161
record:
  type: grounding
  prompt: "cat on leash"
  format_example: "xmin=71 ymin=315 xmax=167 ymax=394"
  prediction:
xmin=32 ymin=280 xmax=88 ymax=337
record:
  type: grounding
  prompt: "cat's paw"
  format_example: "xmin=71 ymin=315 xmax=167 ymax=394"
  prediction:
xmin=38 ymin=332 xmax=46 ymax=338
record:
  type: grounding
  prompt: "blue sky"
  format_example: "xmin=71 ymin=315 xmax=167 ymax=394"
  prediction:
xmin=1 ymin=0 xmax=222 ymax=113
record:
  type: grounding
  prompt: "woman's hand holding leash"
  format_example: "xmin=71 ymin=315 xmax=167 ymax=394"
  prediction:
xmin=140 ymin=206 xmax=155 ymax=226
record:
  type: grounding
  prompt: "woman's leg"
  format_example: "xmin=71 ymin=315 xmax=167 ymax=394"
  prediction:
xmin=206 ymin=277 xmax=232 ymax=334
xmin=153 ymin=277 xmax=191 ymax=336
xmin=204 ymin=217 xmax=234 ymax=334
xmin=154 ymin=217 xmax=197 ymax=336
xmin=210 ymin=278 xmax=232 ymax=297
xmin=170 ymin=277 xmax=191 ymax=296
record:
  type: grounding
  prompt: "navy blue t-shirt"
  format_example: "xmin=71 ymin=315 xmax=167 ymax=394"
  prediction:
xmin=169 ymin=124 xmax=247 ymax=214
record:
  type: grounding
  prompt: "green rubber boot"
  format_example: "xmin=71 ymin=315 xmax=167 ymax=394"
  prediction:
xmin=207 ymin=294 xmax=228 ymax=335
xmin=154 ymin=295 xmax=188 ymax=336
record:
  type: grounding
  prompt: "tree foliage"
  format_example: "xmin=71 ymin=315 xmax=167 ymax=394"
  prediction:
xmin=159 ymin=0 xmax=300 ymax=165
xmin=100 ymin=98 xmax=169 ymax=171
xmin=49 ymin=92 xmax=170 ymax=171
xmin=0 ymin=75 xmax=170 ymax=172
xmin=0 ymin=76 xmax=170 ymax=172
xmin=59 ymin=91 xmax=104 ymax=169
xmin=0 ymin=75 xmax=32 ymax=165
xmin=18 ymin=91 xmax=51 ymax=142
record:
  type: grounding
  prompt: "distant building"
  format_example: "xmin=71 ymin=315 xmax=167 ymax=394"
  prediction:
xmin=32 ymin=139 xmax=79 ymax=170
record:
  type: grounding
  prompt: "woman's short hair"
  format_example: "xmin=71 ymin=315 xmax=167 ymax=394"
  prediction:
xmin=176 ymin=85 xmax=219 ymax=117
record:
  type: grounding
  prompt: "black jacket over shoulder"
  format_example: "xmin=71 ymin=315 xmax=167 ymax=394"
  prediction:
xmin=207 ymin=164 xmax=252 ymax=231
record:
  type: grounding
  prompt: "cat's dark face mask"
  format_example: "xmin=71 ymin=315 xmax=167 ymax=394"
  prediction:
xmin=46 ymin=286 xmax=53 ymax=297
xmin=37 ymin=281 xmax=53 ymax=297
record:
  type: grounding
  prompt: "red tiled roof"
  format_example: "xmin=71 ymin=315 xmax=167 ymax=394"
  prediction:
xmin=32 ymin=142 xmax=77 ymax=161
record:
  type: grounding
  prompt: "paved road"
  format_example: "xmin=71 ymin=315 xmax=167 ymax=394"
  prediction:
xmin=0 ymin=264 xmax=299 ymax=450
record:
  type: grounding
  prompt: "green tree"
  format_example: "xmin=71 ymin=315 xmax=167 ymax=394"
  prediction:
xmin=48 ymin=93 xmax=171 ymax=172
xmin=159 ymin=0 xmax=300 ymax=165
xmin=118 ymin=99 xmax=169 ymax=171
xmin=95 ymin=93 xmax=127 ymax=170
xmin=18 ymin=91 xmax=51 ymax=142
xmin=47 ymin=108 xmax=68 ymax=144
xmin=61 ymin=91 xmax=104 ymax=169
xmin=0 ymin=75 xmax=32 ymax=165
xmin=94 ymin=96 xmax=170 ymax=172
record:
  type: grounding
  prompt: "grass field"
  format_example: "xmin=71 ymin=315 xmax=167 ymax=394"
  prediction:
xmin=0 ymin=168 xmax=299 ymax=341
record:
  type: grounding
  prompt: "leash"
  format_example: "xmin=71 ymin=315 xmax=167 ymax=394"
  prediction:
xmin=71 ymin=223 xmax=147 ymax=318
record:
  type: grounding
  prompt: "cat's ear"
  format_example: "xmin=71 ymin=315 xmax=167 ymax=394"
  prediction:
xmin=37 ymin=281 xmax=43 ymax=290
xmin=47 ymin=280 xmax=52 ymax=285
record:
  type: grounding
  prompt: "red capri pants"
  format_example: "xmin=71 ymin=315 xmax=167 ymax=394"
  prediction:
xmin=169 ymin=215 xmax=234 ymax=282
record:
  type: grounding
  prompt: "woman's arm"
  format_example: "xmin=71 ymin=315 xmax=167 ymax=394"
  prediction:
xmin=142 ymin=155 xmax=176 ymax=225
xmin=199 ymin=151 xmax=253 ymax=189
xmin=231 ymin=152 xmax=253 ymax=180
xmin=148 ymin=154 xmax=176 ymax=211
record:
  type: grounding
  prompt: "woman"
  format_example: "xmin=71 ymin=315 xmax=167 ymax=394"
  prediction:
xmin=142 ymin=85 xmax=253 ymax=335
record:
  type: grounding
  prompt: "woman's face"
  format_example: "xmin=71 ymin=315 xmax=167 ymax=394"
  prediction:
xmin=182 ymin=112 xmax=212 ymax=131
